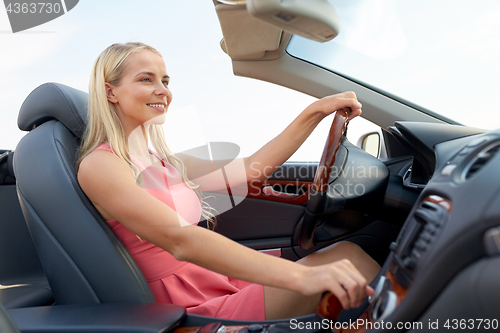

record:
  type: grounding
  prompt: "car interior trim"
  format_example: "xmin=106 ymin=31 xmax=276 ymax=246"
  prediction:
xmin=215 ymin=3 xmax=282 ymax=60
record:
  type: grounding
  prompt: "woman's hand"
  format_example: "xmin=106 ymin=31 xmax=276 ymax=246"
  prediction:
xmin=297 ymin=259 xmax=374 ymax=309
xmin=306 ymin=91 xmax=363 ymax=121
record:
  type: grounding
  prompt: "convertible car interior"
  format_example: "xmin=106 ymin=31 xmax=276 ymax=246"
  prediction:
xmin=1 ymin=1 xmax=499 ymax=332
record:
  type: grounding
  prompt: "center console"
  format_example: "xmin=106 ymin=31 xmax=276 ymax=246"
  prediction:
xmin=327 ymin=195 xmax=452 ymax=332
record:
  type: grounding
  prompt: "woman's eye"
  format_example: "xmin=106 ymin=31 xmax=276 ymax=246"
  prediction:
xmin=162 ymin=80 xmax=169 ymax=86
xmin=141 ymin=78 xmax=151 ymax=82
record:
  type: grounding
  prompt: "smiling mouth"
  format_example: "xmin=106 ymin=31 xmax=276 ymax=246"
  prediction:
xmin=147 ymin=103 xmax=166 ymax=111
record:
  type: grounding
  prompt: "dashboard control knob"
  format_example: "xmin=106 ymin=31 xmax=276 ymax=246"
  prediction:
xmin=415 ymin=240 xmax=427 ymax=250
xmin=403 ymin=257 xmax=417 ymax=270
xmin=420 ymin=231 xmax=432 ymax=242
xmin=424 ymin=224 xmax=437 ymax=235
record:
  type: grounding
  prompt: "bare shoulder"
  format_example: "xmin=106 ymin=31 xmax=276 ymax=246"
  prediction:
xmin=78 ymin=150 xmax=133 ymax=186
xmin=78 ymin=150 xmax=137 ymax=215
xmin=78 ymin=149 xmax=116 ymax=172
xmin=78 ymin=150 xmax=188 ymax=237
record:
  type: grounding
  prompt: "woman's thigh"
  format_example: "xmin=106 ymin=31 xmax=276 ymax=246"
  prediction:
xmin=263 ymin=241 xmax=380 ymax=320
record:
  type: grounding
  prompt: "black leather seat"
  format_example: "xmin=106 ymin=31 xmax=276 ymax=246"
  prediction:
xmin=14 ymin=82 xmax=155 ymax=305
xmin=1 ymin=151 xmax=53 ymax=309
xmin=0 ymin=303 xmax=20 ymax=333
xmin=0 ymin=285 xmax=52 ymax=310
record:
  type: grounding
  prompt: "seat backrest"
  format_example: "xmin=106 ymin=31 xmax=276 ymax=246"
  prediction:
xmin=14 ymin=83 xmax=155 ymax=305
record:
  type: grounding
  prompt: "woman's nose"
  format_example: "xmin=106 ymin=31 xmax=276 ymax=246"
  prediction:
xmin=155 ymin=82 xmax=169 ymax=96
xmin=155 ymin=83 xmax=173 ymax=104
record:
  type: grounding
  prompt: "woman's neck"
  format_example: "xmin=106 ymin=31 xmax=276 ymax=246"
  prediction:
xmin=127 ymin=124 xmax=152 ymax=165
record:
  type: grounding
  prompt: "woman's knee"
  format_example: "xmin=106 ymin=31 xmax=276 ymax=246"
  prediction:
xmin=298 ymin=241 xmax=380 ymax=278
xmin=326 ymin=240 xmax=362 ymax=253
xmin=298 ymin=241 xmax=362 ymax=266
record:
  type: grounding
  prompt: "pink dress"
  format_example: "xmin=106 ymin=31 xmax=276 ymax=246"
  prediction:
xmin=95 ymin=143 xmax=265 ymax=320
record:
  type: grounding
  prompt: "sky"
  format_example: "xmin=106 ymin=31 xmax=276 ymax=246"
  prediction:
xmin=0 ymin=0 xmax=386 ymax=163
xmin=2 ymin=1 xmax=499 ymax=161
xmin=1 ymin=0 xmax=382 ymax=162
xmin=294 ymin=0 xmax=500 ymax=130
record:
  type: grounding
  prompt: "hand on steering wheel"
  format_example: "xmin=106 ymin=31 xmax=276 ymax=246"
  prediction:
xmin=297 ymin=108 xmax=350 ymax=250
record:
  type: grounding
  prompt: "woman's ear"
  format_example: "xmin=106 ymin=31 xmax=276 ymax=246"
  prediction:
xmin=105 ymin=83 xmax=118 ymax=103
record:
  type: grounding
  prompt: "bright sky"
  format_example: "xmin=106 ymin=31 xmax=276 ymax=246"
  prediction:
xmin=0 ymin=0 xmax=377 ymax=160
xmin=3 ymin=1 xmax=499 ymax=161
xmin=293 ymin=0 xmax=500 ymax=130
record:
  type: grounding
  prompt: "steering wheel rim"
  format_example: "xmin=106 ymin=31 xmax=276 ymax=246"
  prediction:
xmin=298 ymin=109 xmax=349 ymax=250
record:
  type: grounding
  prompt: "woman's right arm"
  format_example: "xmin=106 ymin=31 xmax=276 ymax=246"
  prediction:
xmin=78 ymin=150 xmax=372 ymax=309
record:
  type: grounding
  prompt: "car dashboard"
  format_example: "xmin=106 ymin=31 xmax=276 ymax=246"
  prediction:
xmin=355 ymin=124 xmax=500 ymax=332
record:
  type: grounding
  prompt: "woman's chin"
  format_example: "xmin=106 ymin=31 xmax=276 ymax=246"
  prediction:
xmin=146 ymin=113 xmax=167 ymax=125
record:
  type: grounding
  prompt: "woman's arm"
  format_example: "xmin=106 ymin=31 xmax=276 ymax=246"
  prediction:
xmin=244 ymin=91 xmax=362 ymax=182
xmin=177 ymin=92 xmax=362 ymax=191
xmin=78 ymin=149 xmax=370 ymax=309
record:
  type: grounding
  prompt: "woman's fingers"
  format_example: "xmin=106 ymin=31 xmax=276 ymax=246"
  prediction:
xmin=347 ymin=264 xmax=369 ymax=307
xmin=338 ymin=106 xmax=362 ymax=121
xmin=314 ymin=91 xmax=363 ymax=119
xmin=347 ymin=106 xmax=362 ymax=120
xmin=338 ymin=275 xmax=364 ymax=308
xmin=330 ymin=280 xmax=351 ymax=309
xmin=331 ymin=259 xmax=369 ymax=308
xmin=301 ymin=259 xmax=371 ymax=309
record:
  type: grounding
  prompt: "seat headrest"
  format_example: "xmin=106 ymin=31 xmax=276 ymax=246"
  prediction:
xmin=18 ymin=82 xmax=88 ymax=138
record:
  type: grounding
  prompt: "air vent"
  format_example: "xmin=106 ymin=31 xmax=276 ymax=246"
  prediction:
xmin=464 ymin=143 xmax=500 ymax=180
xmin=393 ymin=200 xmax=449 ymax=288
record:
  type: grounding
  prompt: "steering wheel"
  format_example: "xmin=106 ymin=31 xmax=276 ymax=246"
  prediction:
xmin=297 ymin=109 xmax=349 ymax=250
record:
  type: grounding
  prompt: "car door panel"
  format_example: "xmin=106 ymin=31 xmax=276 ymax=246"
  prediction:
xmin=205 ymin=193 xmax=304 ymax=242
xmin=202 ymin=162 xmax=316 ymax=259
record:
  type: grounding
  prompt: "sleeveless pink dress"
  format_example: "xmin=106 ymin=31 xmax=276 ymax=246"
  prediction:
xmin=95 ymin=143 xmax=265 ymax=320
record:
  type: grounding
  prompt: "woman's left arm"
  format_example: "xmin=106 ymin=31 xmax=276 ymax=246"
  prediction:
xmin=178 ymin=91 xmax=362 ymax=191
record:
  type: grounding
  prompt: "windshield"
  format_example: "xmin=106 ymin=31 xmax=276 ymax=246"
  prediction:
xmin=287 ymin=0 xmax=500 ymax=130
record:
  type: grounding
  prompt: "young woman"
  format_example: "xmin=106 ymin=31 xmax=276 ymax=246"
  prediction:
xmin=77 ymin=42 xmax=380 ymax=321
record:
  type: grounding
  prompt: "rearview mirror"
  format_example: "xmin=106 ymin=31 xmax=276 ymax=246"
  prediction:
xmin=358 ymin=132 xmax=380 ymax=158
xmin=246 ymin=0 xmax=341 ymax=43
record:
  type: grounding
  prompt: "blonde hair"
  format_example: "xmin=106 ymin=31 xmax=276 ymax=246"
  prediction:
xmin=77 ymin=42 xmax=216 ymax=228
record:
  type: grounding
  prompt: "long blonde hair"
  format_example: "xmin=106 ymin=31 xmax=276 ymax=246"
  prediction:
xmin=77 ymin=42 xmax=216 ymax=228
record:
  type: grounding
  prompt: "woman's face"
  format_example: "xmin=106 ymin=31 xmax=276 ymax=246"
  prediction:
xmin=106 ymin=50 xmax=173 ymax=133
